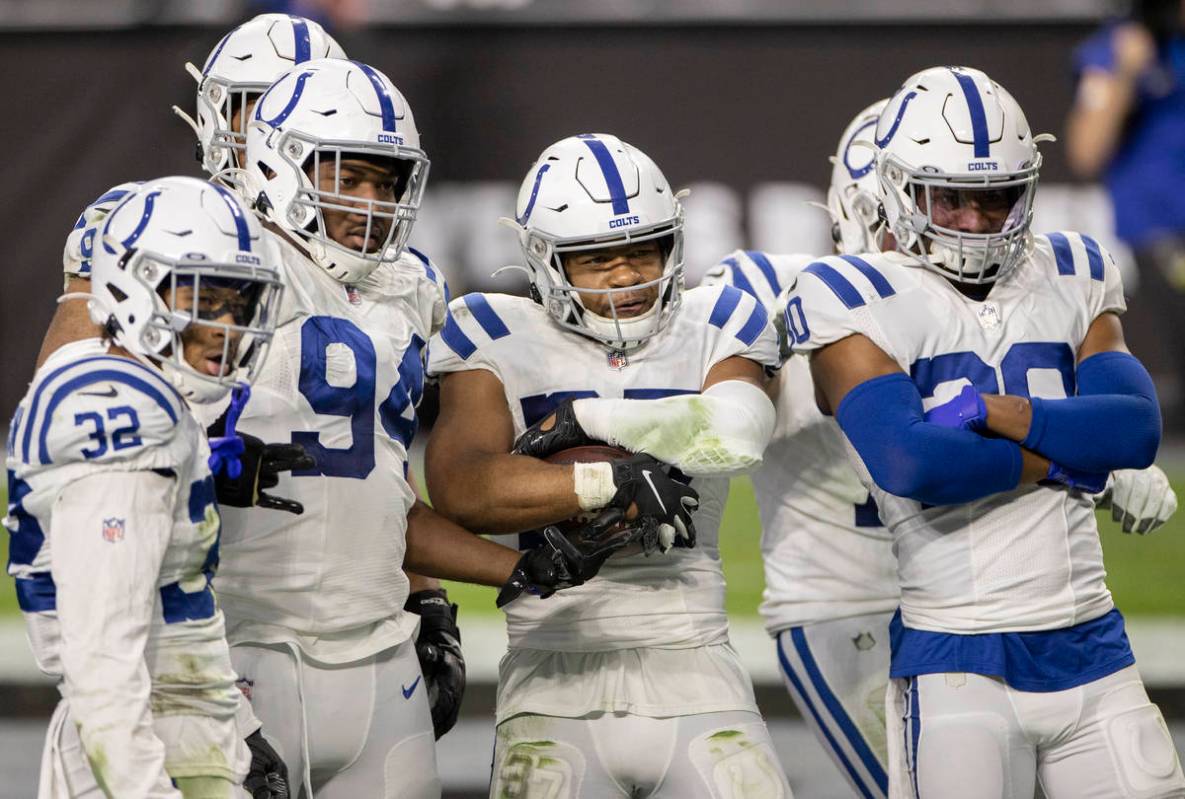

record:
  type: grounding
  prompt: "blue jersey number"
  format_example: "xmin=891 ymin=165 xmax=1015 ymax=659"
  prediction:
xmin=911 ymin=342 xmax=1075 ymax=400
xmin=73 ymin=405 xmax=142 ymax=460
xmin=293 ymin=316 xmax=424 ymax=479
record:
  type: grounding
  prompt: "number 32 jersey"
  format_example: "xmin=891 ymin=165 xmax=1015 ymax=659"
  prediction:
xmin=210 ymin=236 xmax=448 ymax=664
xmin=786 ymin=233 xmax=1126 ymax=635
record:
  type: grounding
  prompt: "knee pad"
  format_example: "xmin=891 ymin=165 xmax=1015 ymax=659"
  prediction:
xmin=492 ymin=721 xmax=587 ymax=799
xmin=688 ymin=723 xmax=788 ymax=799
xmin=1103 ymin=702 xmax=1185 ymax=797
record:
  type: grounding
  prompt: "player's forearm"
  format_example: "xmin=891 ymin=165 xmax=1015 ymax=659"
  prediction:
xmin=1004 ymin=353 xmax=1160 ymax=473
xmin=425 ymin=452 xmax=583 ymax=534
xmin=571 ymin=380 xmax=775 ymax=476
xmin=403 ymin=501 xmax=521 ymax=585
xmin=838 ymin=374 xmax=1024 ymax=505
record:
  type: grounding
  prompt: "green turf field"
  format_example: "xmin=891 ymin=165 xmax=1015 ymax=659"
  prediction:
xmin=2 ymin=477 xmax=1183 ymax=619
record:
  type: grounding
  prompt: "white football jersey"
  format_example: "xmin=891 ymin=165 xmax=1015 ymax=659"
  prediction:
xmin=428 ymin=283 xmax=781 ymax=652
xmin=703 ymin=250 xmax=898 ymax=633
xmin=5 ymin=340 xmax=246 ymax=785
xmin=208 ymin=236 xmax=448 ymax=664
xmin=787 ymin=233 xmax=1126 ymax=635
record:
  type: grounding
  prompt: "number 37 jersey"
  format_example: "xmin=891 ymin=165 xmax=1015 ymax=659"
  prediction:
xmin=209 ymin=237 xmax=448 ymax=664
xmin=786 ymin=234 xmax=1126 ymax=635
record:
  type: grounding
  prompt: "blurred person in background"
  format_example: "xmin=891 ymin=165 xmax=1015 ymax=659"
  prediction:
xmin=1067 ymin=0 xmax=1185 ymax=428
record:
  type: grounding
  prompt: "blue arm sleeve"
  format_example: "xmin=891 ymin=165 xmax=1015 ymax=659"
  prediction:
xmin=836 ymin=373 xmax=1024 ymax=506
xmin=1021 ymin=351 xmax=1161 ymax=472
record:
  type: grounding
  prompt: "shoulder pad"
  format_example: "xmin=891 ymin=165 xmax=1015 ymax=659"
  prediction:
xmin=13 ymin=355 xmax=184 ymax=468
xmin=404 ymin=246 xmax=451 ymax=337
xmin=678 ymin=283 xmax=781 ymax=369
xmin=784 ymin=253 xmax=906 ymax=354
xmin=701 ymin=250 xmax=816 ymax=313
xmin=1033 ymin=231 xmax=1126 ymax=317
xmin=428 ymin=292 xmax=533 ymax=377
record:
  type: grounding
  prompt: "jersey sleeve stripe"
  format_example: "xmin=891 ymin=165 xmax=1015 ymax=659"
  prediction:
xmin=1080 ymin=234 xmax=1105 ymax=281
xmin=708 ymin=284 xmax=744 ymax=329
xmin=15 ymin=573 xmax=56 ymax=613
xmin=745 ymin=250 xmax=783 ymax=295
xmin=21 ymin=356 xmax=177 ymax=462
xmin=1047 ymin=232 xmax=1076 ymax=276
xmin=463 ymin=294 xmax=511 ymax=340
xmin=735 ymin=300 xmax=769 ymax=347
xmin=407 ymin=246 xmax=437 ymax=283
xmin=36 ymin=369 xmax=181 ymax=464
xmin=439 ymin=310 xmax=477 ymax=360
xmin=803 ymin=262 xmax=866 ymax=309
xmin=722 ymin=257 xmax=759 ymax=300
xmin=838 ymin=255 xmax=896 ymax=299
xmin=159 ymin=580 xmax=216 ymax=624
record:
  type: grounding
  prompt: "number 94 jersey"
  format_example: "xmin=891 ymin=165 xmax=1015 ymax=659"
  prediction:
xmin=209 ymin=236 xmax=448 ymax=665
xmin=786 ymin=233 xmax=1126 ymax=636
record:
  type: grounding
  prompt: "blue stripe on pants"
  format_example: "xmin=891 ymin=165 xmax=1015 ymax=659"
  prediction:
xmin=777 ymin=632 xmax=877 ymax=799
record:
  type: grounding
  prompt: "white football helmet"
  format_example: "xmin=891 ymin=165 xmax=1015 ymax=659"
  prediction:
xmin=875 ymin=66 xmax=1045 ymax=284
xmin=504 ymin=133 xmax=685 ymax=351
xmin=245 ymin=58 xmax=429 ymax=283
xmin=174 ymin=14 xmax=346 ymax=181
xmin=827 ymin=99 xmax=889 ymax=255
xmin=63 ymin=181 xmax=144 ymax=282
xmin=89 ymin=177 xmax=283 ymax=404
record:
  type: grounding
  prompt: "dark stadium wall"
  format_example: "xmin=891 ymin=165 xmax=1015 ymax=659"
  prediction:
xmin=0 ymin=23 xmax=1093 ymax=418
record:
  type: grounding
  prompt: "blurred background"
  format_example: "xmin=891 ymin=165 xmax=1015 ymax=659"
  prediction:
xmin=2 ymin=0 xmax=1185 ymax=796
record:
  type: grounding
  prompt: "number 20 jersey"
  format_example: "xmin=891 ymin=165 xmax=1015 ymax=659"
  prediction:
xmin=209 ymin=235 xmax=448 ymax=664
xmin=427 ymin=283 xmax=782 ymax=652
xmin=786 ymin=233 xmax=1126 ymax=636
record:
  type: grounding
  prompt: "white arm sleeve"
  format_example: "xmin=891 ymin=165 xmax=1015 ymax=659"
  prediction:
xmin=51 ymin=470 xmax=182 ymax=799
xmin=573 ymin=379 xmax=776 ymax=477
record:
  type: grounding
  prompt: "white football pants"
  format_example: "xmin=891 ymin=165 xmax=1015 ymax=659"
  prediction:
xmin=490 ymin=709 xmax=793 ymax=798
xmin=38 ymin=699 xmax=248 ymax=798
xmin=775 ymin=612 xmax=893 ymax=799
xmin=230 ymin=638 xmax=439 ymax=799
xmin=887 ymin=665 xmax=1185 ymax=799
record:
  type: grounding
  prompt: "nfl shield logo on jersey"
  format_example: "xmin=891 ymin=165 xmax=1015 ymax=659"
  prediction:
xmin=607 ymin=350 xmax=629 ymax=370
xmin=101 ymin=517 xmax=125 ymax=543
xmin=345 ymin=286 xmax=362 ymax=305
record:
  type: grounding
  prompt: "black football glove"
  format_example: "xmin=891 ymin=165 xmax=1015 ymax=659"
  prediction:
xmin=512 ymin=399 xmax=593 ymax=458
xmin=208 ymin=430 xmax=315 ymax=515
xmin=607 ymin=455 xmax=699 ymax=550
xmin=244 ymin=729 xmax=289 ymax=799
xmin=405 ymin=589 xmax=465 ymax=740
xmin=496 ymin=510 xmax=631 ymax=608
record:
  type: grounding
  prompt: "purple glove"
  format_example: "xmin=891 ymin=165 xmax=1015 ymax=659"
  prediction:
xmin=923 ymin=385 xmax=988 ymax=432
xmin=207 ymin=384 xmax=251 ymax=478
xmin=1046 ymin=461 xmax=1109 ymax=494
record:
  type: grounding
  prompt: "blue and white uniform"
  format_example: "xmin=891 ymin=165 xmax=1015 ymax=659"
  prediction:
xmin=6 ymin=341 xmax=250 ymax=797
xmin=201 ymin=235 xmax=447 ymax=797
xmin=786 ymin=236 xmax=1185 ymax=798
xmin=704 ymin=249 xmax=896 ymax=799
xmin=428 ymin=283 xmax=792 ymax=799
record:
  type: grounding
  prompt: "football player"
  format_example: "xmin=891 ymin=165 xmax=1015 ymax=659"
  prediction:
xmin=35 ymin=16 xmax=467 ymax=750
xmin=37 ymin=13 xmax=345 ymax=370
xmin=218 ymin=60 xmax=614 ymax=797
xmin=703 ymin=97 xmax=1180 ymax=799
xmin=786 ymin=66 xmax=1185 ymax=798
xmin=6 ymin=177 xmax=285 ymax=797
xmin=426 ymin=134 xmax=794 ymax=798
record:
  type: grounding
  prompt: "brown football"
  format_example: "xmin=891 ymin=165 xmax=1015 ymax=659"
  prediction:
xmin=541 ymin=444 xmax=640 ymax=555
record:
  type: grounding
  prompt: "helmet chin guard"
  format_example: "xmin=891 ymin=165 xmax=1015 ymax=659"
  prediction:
xmin=508 ymin=133 xmax=686 ymax=351
xmin=874 ymin=66 xmax=1045 ymax=285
